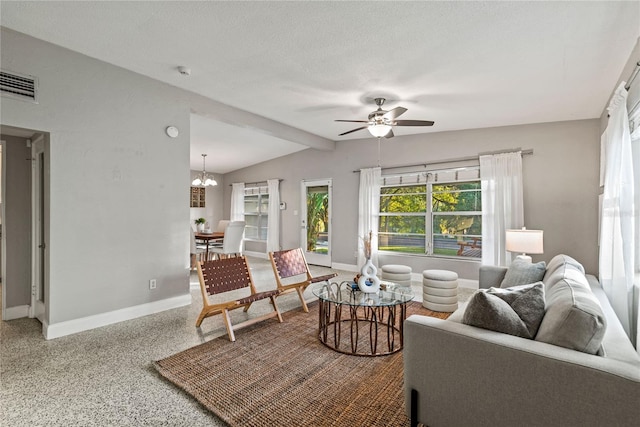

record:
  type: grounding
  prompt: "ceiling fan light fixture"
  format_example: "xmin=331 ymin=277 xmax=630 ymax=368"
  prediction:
xmin=368 ymin=123 xmax=392 ymax=138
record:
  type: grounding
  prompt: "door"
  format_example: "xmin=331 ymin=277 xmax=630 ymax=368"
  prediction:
xmin=301 ymin=179 xmax=332 ymax=267
xmin=30 ymin=135 xmax=45 ymax=322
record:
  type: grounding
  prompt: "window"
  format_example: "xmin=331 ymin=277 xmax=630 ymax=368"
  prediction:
xmin=378 ymin=169 xmax=482 ymax=258
xmin=244 ymin=187 xmax=269 ymax=241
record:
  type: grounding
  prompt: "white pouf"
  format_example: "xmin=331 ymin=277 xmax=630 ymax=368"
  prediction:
xmin=422 ymin=269 xmax=459 ymax=312
xmin=381 ymin=264 xmax=412 ymax=287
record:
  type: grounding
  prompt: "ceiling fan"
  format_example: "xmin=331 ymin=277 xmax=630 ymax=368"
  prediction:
xmin=335 ymin=97 xmax=434 ymax=138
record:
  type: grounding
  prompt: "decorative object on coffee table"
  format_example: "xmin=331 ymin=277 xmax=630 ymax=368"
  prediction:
xmin=358 ymin=231 xmax=381 ymax=293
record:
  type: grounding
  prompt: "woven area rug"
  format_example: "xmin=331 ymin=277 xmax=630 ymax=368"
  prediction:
xmin=154 ymin=301 xmax=449 ymax=427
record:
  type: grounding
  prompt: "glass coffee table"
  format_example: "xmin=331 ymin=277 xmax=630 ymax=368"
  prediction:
xmin=312 ymin=281 xmax=414 ymax=356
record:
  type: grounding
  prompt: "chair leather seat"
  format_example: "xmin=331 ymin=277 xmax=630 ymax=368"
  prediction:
xmin=237 ymin=289 xmax=280 ymax=305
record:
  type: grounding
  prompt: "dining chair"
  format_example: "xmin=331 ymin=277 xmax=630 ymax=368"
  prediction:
xmin=216 ymin=220 xmax=230 ymax=232
xmin=268 ymin=248 xmax=338 ymax=313
xmin=190 ymin=227 xmax=207 ymax=269
xmin=195 ymin=256 xmax=283 ymax=341
xmin=210 ymin=221 xmax=245 ymax=259
xmin=208 ymin=219 xmax=230 ymax=248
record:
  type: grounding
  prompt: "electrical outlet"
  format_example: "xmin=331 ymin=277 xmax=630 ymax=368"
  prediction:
xmin=149 ymin=279 xmax=157 ymax=290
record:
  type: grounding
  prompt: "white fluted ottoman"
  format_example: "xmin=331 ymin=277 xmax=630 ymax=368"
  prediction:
xmin=422 ymin=269 xmax=459 ymax=312
xmin=380 ymin=264 xmax=412 ymax=287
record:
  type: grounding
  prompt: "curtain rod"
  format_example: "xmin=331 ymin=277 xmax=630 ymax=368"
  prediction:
xmin=624 ymin=61 xmax=640 ymax=91
xmin=352 ymin=149 xmax=533 ymax=173
xmin=229 ymin=178 xmax=283 ymax=187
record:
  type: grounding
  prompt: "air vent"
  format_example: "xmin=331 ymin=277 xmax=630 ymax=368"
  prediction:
xmin=1 ymin=70 xmax=38 ymax=103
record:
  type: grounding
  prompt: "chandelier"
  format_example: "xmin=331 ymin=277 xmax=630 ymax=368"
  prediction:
xmin=191 ymin=154 xmax=217 ymax=187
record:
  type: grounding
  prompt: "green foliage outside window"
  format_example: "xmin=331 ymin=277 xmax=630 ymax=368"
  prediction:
xmin=306 ymin=190 xmax=329 ymax=253
xmin=379 ymin=181 xmax=482 ymax=258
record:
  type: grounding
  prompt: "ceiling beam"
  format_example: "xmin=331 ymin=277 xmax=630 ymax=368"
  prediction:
xmin=190 ymin=95 xmax=335 ymax=151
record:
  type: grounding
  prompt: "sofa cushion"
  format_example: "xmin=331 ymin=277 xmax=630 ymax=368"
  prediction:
xmin=535 ymin=278 xmax=607 ymax=354
xmin=544 ymin=254 xmax=585 ymax=278
xmin=543 ymin=254 xmax=588 ymax=291
xmin=462 ymin=283 xmax=545 ymax=339
xmin=500 ymin=259 xmax=546 ymax=288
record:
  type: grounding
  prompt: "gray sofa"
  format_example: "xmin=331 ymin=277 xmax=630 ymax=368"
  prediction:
xmin=404 ymin=254 xmax=640 ymax=427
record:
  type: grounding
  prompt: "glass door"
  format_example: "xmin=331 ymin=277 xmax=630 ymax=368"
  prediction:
xmin=301 ymin=179 xmax=332 ymax=267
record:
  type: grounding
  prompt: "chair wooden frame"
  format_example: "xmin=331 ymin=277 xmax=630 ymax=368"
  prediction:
xmin=268 ymin=248 xmax=338 ymax=313
xmin=196 ymin=256 xmax=283 ymax=341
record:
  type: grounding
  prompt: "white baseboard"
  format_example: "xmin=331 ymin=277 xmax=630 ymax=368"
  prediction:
xmin=3 ymin=304 xmax=30 ymax=320
xmin=44 ymin=293 xmax=192 ymax=340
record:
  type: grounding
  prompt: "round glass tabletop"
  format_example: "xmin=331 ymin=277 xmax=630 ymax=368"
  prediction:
xmin=312 ymin=281 xmax=414 ymax=307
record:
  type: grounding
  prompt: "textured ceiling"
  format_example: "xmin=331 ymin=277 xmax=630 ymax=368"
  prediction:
xmin=2 ymin=1 xmax=639 ymax=173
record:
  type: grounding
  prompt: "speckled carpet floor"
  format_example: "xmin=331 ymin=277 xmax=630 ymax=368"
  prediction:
xmin=154 ymin=301 xmax=449 ymax=427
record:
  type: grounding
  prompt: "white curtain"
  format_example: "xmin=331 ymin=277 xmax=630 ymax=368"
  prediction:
xmin=600 ymin=82 xmax=635 ymax=339
xmin=631 ymin=109 xmax=640 ymax=352
xmin=480 ymin=151 xmax=524 ymax=266
xmin=357 ymin=167 xmax=381 ymax=268
xmin=266 ymin=179 xmax=280 ymax=253
xmin=230 ymin=182 xmax=245 ymax=221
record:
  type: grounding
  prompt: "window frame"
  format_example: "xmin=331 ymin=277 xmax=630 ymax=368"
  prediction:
xmin=429 ymin=181 xmax=482 ymax=258
xmin=378 ymin=171 xmax=482 ymax=259
xmin=243 ymin=186 xmax=269 ymax=242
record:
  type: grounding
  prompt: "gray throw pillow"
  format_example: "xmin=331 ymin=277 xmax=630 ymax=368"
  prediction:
xmin=500 ymin=259 xmax=546 ymax=288
xmin=462 ymin=283 xmax=545 ymax=339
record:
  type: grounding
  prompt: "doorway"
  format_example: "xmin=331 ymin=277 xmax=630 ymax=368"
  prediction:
xmin=0 ymin=126 xmax=48 ymax=327
xmin=300 ymin=179 xmax=332 ymax=267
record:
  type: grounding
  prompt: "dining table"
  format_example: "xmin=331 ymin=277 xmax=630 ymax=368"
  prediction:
xmin=194 ymin=231 xmax=224 ymax=261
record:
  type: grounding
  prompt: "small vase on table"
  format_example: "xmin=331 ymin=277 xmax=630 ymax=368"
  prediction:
xmin=357 ymin=231 xmax=380 ymax=293
xmin=358 ymin=258 xmax=381 ymax=293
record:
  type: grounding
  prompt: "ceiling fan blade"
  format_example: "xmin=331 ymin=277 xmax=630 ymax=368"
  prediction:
xmin=384 ymin=129 xmax=395 ymax=139
xmin=383 ymin=107 xmax=407 ymax=120
xmin=335 ymin=120 xmax=370 ymax=123
xmin=338 ymin=126 xmax=369 ymax=136
xmin=394 ymin=119 xmax=435 ymax=126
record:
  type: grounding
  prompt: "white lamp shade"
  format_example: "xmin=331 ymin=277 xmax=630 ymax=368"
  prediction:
xmin=368 ymin=124 xmax=391 ymax=137
xmin=204 ymin=178 xmax=217 ymax=186
xmin=191 ymin=177 xmax=202 ymax=186
xmin=505 ymin=229 xmax=544 ymax=254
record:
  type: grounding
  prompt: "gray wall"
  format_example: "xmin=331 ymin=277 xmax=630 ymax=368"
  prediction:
xmin=1 ymin=29 xmax=192 ymax=324
xmin=224 ymin=119 xmax=601 ymax=278
xmin=2 ymin=135 xmax=32 ymax=308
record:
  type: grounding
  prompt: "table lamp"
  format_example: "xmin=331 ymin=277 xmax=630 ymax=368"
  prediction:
xmin=505 ymin=228 xmax=544 ymax=262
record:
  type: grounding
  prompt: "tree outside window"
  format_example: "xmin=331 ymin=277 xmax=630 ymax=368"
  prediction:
xmin=379 ymin=180 xmax=482 ymax=258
